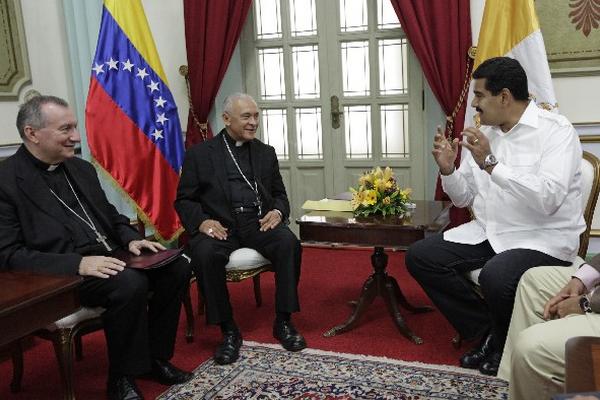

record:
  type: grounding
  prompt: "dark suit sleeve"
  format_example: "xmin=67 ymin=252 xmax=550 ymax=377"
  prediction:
xmin=266 ymin=146 xmax=290 ymax=220
xmin=175 ymin=148 xmax=211 ymax=235
xmin=0 ymin=185 xmax=83 ymax=275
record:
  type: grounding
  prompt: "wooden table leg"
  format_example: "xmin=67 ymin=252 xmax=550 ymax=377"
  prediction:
xmin=323 ymin=274 xmax=377 ymax=337
xmin=324 ymin=246 xmax=431 ymax=343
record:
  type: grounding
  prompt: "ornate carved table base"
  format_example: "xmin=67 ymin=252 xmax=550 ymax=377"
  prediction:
xmin=323 ymin=246 xmax=432 ymax=343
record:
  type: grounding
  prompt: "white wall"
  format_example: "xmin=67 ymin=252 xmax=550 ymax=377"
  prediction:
xmin=0 ymin=0 xmax=75 ymax=147
xmin=141 ymin=0 xmax=188 ymax=128
xmin=554 ymin=77 xmax=600 ymax=123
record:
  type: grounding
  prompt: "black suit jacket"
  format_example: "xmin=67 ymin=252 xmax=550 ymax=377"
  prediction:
xmin=175 ymin=129 xmax=290 ymax=237
xmin=0 ymin=145 xmax=141 ymax=275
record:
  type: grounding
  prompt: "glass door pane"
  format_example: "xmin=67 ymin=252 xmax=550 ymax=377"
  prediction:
xmin=341 ymin=41 xmax=370 ymax=97
xmin=290 ymin=0 xmax=317 ymax=36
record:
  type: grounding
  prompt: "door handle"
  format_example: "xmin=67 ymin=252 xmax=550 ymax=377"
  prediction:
xmin=330 ymin=95 xmax=342 ymax=129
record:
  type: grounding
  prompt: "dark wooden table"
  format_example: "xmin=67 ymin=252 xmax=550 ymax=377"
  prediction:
xmin=0 ymin=272 xmax=81 ymax=347
xmin=296 ymin=200 xmax=449 ymax=344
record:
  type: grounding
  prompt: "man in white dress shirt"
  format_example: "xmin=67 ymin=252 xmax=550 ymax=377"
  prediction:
xmin=405 ymin=57 xmax=584 ymax=376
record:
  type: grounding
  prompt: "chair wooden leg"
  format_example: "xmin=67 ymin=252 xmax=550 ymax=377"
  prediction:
xmin=182 ymin=282 xmax=195 ymax=343
xmin=253 ymin=275 xmax=262 ymax=307
xmin=51 ymin=329 xmax=76 ymax=400
xmin=74 ymin=334 xmax=83 ymax=361
xmin=195 ymin=278 xmax=205 ymax=316
xmin=10 ymin=340 xmax=23 ymax=393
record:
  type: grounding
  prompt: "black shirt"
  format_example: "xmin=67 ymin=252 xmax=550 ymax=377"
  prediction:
xmin=23 ymin=146 xmax=116 ymax=255
xmin=222 ymin=133 xmax=259 ymax=208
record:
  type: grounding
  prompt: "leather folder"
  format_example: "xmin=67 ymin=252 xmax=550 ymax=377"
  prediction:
xmin=113 ymin=248 xmax=183 ymax=270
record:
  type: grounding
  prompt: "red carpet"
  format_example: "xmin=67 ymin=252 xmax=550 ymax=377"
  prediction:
xmin=0 ymin=247 xmax=466 ymax=399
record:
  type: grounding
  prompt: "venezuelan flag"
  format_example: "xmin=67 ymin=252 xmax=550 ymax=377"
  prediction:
xmin=86 ymin=0 xmax=184 ymax=241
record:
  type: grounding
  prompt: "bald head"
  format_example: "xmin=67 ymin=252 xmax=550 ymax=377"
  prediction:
xmin=223 ymin=93 xmax=257 ymax=114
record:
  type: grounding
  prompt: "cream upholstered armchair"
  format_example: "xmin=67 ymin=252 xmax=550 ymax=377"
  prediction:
xmin=192 ymin=247 xmax=273 ymax=315
xmin=453 ymin=151 xmax=600 ymax=347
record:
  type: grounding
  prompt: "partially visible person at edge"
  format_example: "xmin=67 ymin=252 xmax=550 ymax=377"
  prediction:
xmin=499 ymin=253 xmax=600 ymax=399
xmin=0 ymin=95 xmax=193 ymax=400
xmin=175 ymin=93 xmax=305 ymax=366
xmin=405 ymin=56 xmax=584 ymax=376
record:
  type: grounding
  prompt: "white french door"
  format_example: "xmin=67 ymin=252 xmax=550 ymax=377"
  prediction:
xmin=241 ymin=0 xmax=425 ymax=226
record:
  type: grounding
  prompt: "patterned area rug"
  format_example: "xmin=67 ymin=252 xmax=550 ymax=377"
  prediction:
xmin=159 ymin=342 xmax=508 ymax=399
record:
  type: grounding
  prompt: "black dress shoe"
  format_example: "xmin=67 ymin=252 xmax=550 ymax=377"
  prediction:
xmin=459 ymin=333 xmax=494 ymax=369
xmin=479 ymin=351 xmax=502 ymax=376
xmin=273 ymin=320 xmax=307 ymax=352
xmin=214 ymin=330 xmax=242 ymax=365
xmin=144 ymin=359 xmax=193 ymax=385
xmin=107 ymin=376 xmax=143 ymax=400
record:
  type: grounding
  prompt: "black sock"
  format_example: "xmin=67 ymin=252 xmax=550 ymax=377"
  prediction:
xmin=275 ymin=312 xmax=290 ymax=322
xmin=220 ymin=319 xmax=238 ymax=334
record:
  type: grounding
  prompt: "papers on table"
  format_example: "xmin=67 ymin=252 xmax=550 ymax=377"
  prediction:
xmin=301 ymin=198 xmax=353 ymax=212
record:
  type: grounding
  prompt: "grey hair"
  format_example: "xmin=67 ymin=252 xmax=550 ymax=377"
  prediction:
xmin=222 ymin=93 xmax=256 ymax=114
xmin=16 ymin=95 xmax=69 ymax=139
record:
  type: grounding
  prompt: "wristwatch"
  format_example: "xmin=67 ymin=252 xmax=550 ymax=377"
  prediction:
xmin=580 ymin=294 xmax=592 ymax=313
xmin=481 ymin=153 xmax=498 ymax=170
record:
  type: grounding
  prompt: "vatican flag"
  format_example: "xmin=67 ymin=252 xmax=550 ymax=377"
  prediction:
xmin=466 ymin=0 xmax=557 ymax=128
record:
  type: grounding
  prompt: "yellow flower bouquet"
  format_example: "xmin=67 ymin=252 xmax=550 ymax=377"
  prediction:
xmin=350 ymin=167 xmax=412 ymax=217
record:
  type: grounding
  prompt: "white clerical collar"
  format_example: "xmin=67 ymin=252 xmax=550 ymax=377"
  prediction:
xmin=235 ymin=141 xmax=244 ymax=147
xmin=47 ymin=164 xmax=60 ymax=171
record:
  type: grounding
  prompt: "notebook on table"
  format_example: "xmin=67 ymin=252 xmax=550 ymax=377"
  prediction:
xmin=113 ymin=248 xmax=183 ymax=270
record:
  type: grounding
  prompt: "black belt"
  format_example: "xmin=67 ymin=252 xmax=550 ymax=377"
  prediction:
xmin=232 ymin=205 xmax=259 ymax=214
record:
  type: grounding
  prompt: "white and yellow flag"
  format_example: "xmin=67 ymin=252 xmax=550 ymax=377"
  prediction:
xmin=466 ymin=0 xmax=557 ymax=128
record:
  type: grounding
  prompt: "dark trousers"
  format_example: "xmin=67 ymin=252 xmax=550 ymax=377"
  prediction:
xmin=78 ymin=257 xmax=190 ymax=377
xmin=188 ymin=212 xmax=302 ymax=325
xmin=405 ymin=234 xmax=570 ymax=351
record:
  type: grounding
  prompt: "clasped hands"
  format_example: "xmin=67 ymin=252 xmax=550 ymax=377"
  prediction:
xmin=78 ymin=239 xmax=166 ymax=278
xmin=543 ymin=277 xmax=587 ymax=320
xmin=432 ymin=125 xmax=491 ymax=174
xmin=200 ymin=210 xmax=282 ymax=240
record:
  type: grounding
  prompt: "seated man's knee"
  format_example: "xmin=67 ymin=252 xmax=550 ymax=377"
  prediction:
xmin=188 ymin=237 xmax=228 ymax=269
xmin=110 ymin=269 xmax=149 ymax=304
xmin=520 ymin=266 xmax=554 ymax=290
xmin=276 ymin=228 xmax=301 ymax=252
xmin=405 ymin=238 xmax=434 ymax=277
xmin=512 ymin=325 xmax=546 ymax=368
xmin=478 ymin=260 xmax=507 ymax=297
xmin=170 ymin=257 xmax=193 ymax=283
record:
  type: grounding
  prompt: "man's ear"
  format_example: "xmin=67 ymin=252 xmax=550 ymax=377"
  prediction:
xmin=500 ymin=88 xmax=512 ymax=105
xmin=23 ymin=125 xmax=39 ymax=144
xmin=222 ymin=111 xmax=230 ymax=126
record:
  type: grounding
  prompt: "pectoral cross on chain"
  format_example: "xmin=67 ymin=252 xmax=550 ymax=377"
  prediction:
xmin=95 ymin=231 xmax=112 ymax=252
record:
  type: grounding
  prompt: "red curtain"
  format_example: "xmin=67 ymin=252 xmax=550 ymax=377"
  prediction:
xmin=389 ymin=0 xmax=472 ymax=226
xmin=183 ymin=0 xmax=253 ymax=148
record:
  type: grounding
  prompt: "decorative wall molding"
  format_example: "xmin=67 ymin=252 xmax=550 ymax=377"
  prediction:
xmin=537 ymin=0 xmax=600 ymax=76
xmin=0 ymin=143 xmax=19 ymax=160
xmin=0 ymin=0 xmax=31 ymax=99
